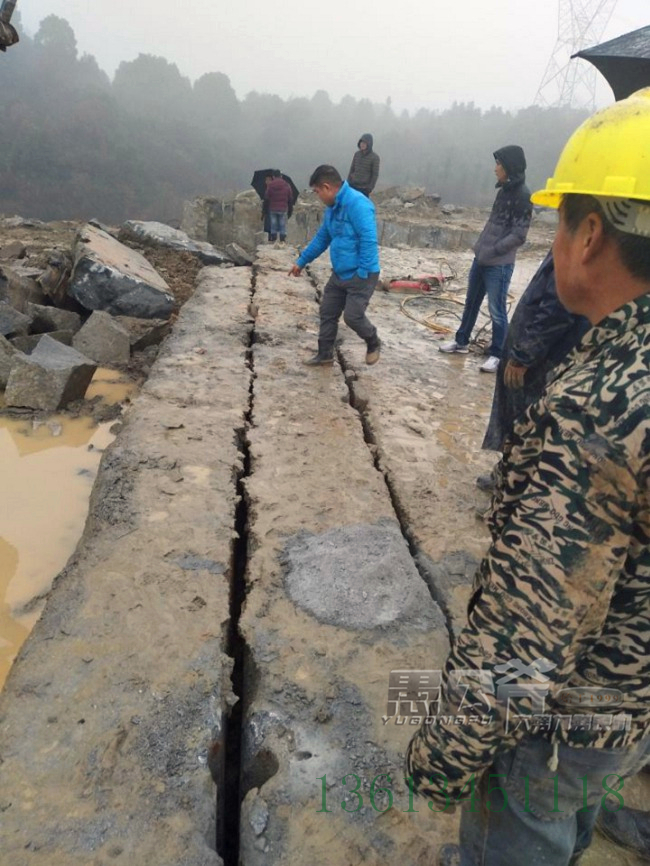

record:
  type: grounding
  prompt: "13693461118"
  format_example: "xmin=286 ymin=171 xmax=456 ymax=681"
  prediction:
xmin=315 ymin=772 xmax=626 ymax=814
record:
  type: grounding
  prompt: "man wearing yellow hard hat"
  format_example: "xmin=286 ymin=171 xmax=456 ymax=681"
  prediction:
xmin=407 ymin=88 xmax=650 ymax=866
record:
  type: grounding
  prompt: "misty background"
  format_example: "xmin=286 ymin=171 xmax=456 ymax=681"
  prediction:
xmin=0 ymin=4 xmax=646 ymax=224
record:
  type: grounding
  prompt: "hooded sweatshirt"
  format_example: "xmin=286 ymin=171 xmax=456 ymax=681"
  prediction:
xmin=347 ymin=134 xmax=380 ymax=194
xmin=472 ymin=145 xmax=533 ymax=267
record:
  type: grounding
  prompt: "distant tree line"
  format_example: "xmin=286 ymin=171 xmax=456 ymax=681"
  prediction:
xmin=0 ymin=15 xmax=589 ymax=224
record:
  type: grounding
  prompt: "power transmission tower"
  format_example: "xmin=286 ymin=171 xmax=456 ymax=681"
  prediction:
xmin=535 ymin=0 xmax=618 ymax=109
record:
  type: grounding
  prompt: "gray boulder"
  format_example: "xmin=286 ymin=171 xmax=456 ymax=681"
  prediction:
xmin=114 ymin=315 xmax=171 ymax=352
xmin=27 ymin=303 xmax=82 ymax=335
xmin=0 ymin=301 xmax=30 ymax=337
xmin=69 ymin=224 xmax=175 ymax=320
xmin=5 ymin=335 xmax=97 ymax=410
xmin=225 ymin=242 xmax=253 ymax=266
xmin=119 ymin=220 xmax=232 ymax=265
xmin=73 ymin=310 xmax=131 ymax=365
xmin=0 ymin=241 xmax=27 ymax=260
xmin=0 ymin=266 xmax=45 ymax=313
xmin=10 ymin=331 xmax=73 ymax=354
xmin=0 ymin=334 xmax=19 ymax=387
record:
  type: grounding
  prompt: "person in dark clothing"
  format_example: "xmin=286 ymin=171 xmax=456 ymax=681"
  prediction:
xmin=439 ymin=146 xmax=533 ymax=372
xmin=264 ymin=170 xmax=293 ymax=247
xmin=261 ymin=174 xmax=273 ymax=241
xmin=347 ymin=134 xmax=380 ymax=197
xmin=481 ymin=251 xmax=591 ymax=454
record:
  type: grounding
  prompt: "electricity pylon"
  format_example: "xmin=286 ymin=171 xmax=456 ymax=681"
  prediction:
xmin=535 ymin=0 xmax=618 ymax=109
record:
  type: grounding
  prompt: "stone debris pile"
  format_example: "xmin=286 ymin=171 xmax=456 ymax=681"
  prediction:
xmin=0 ymin=217 xmax=247 ymax=410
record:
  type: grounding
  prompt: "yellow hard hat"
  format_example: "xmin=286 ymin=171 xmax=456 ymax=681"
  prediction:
xmin=531 ymin=87 xmax=650 ymax=209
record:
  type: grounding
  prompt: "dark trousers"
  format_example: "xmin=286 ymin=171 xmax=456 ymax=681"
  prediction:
xmin=455 ymin=258 xmax=515 ymax=358
xmin=459 ymin=734 xmax=650 ymax=865
xmin=318 ymin=271 xmax=379 ymax=357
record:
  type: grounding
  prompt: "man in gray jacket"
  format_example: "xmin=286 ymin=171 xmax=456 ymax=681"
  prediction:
xmin=439 ymin=146 xmax=532 ymax=372
xmin=347 ymin=134 xmax=380 ymax=197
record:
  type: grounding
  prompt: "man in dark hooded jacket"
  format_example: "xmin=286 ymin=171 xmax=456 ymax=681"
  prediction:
xmin=439 ymin=146 xmax=532 ymax=372
xmin=481 ymin=251 xmax=591 ymax=454
xmin=348 ymin=134 xmax=380 ymax=197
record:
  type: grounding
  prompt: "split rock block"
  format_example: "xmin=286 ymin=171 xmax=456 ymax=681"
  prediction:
xmin=69 ymin=224 xmax=174 ymax=320
xmin=5 ymin=335 xmax=96 ymax=410
xmin=27 ymin=303 xmax=82 ymax=335
xmin=73 ymin=310 xmax=131 ymax=365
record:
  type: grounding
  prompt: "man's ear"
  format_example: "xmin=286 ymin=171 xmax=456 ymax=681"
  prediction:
xmin=581 ymin=212 xmax=607 ymax=265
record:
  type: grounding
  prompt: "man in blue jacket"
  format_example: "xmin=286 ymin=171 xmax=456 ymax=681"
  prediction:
xmin=289 ymin=164 xmax=381 ymax=366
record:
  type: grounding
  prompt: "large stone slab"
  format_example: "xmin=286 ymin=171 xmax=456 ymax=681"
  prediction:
xmin=69 ymin=224 xmax=175 ymax=320
xmin=120 ymin=220 xmax=232 ymax=265
xmin=4 ymin=334 xmax=96 ymax=410
xmin=0 ymin=267 xmax=254 ymax=865
xmin=73 ymin=310 xmax=131 ymax=365
xmin=238 ymin=250 xmax=451 ymax=866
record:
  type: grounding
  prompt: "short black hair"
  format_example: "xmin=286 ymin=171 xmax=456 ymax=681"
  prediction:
xmin=272 ymin=169 xmax=281 ymax=178
xmin=562 ymin=193 xmax=650 ymax=283
xmin=309 ymin=165 xmax=342 ymax=187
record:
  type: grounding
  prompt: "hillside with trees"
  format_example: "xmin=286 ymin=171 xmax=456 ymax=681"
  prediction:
xmin=0 ymin=14 xmax=588 ymax=224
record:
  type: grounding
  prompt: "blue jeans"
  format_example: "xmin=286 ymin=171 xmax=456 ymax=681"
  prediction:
xmin=455 ymin=258 xmax=514 ymax=358
xmin=459 ymin=734 xmax=650 ymax=866
xmin=269 ymin=211 xmax=287 ymax=240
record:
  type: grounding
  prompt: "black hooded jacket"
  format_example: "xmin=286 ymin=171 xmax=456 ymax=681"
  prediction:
xmin=473 ymin=145 xmax=533 ymax=267
xmin=348 ymin=133 xmax=380 ymax=194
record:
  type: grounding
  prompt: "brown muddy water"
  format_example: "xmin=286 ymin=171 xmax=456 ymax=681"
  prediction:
xmin=0 ymin=369 xmax=137 ymax=688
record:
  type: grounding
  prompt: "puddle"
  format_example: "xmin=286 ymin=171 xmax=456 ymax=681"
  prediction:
xmin=0 ymin=368 xmax=137 ymax=689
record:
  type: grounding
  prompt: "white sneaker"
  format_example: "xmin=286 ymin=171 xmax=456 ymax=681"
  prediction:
xmin=438 ymin=340 xmax=469 ymax=354
xmin=480 ymin=356 xmax=500 ymax=373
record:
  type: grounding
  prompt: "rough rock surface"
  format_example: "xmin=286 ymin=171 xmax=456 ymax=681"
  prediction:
xmin=4 ymin=334 xmax=96 ymax=410
xmin=69 ymin=224 xmax=175 ymax=319
xmin=0 ymin=267 xmax=253 ymax=865
xmin=27 ymin=302 xmax=82 ymax=334
xmin=114 ymin=315 xmax=172 ymax=351
xmin=120 ymin=220 xmax=232 ymax=265
xmin=10 ymin=330 xmax=74 ymax=353
xmin=225 ymin=242 xmax=253 ymax=266
xmin=73 ymin=310 xmax=131 ymax=365
xmin=0 ymin=332 xmax=18 ymax=386
xmin=0 ymin=300 xmax=30 ymax=337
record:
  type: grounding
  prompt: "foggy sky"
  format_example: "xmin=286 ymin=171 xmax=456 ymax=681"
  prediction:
xmin=19 ymin=0 xmax=650 ymax=112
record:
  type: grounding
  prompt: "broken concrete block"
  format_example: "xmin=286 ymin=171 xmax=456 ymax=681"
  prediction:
xmin=73 ymin=310 xmax=131 ymax=365
xmin=0 ymin=333 xmax=19 ymax=387
xmin=5 ymin=335 xmax=96 ymax=410
xmin=27 ymin=303 xmax=82 ymax=335
xmin=69 ymin=224 xmax=175 ymax=320
xmin=0 ymin=301 xmax=30 ymax=337
xmin=114 ymin=315 xmax=171 ymax=352
xmin=0 ymin=240 xmax=27 ymax=260
xmin=226 ymin=242 xmax=253 ymax=266
xmin=119 ymin=220 xmax=232 ymax=265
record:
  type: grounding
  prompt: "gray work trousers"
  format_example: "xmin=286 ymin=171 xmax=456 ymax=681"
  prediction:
xmin=318 ymin=271 xmax=379 ymax=357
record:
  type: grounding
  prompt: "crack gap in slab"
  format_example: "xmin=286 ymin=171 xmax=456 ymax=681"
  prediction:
xmin=336 ymin=347 xmax=454 ymax=646
xmin=216 ymin=265 xmax=257 ymax=866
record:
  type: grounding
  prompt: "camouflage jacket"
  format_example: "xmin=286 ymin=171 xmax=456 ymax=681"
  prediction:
xmin=407 ymin=293 xmax=650 ymax=805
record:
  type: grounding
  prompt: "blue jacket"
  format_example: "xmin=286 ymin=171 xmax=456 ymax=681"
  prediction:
xmin=296 ymin=181 xmax=380 ymax=280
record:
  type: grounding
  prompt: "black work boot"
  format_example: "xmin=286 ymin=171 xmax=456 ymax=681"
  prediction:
xmin=597 ymin=806 xmax=650 ymax=860
xmin=437 ymin=844 xmax=460 ymax=866
xmin=303 ymin=353 xmax=334 ymax=367
xmin=366 ymin=338 xmax=381 ymax=365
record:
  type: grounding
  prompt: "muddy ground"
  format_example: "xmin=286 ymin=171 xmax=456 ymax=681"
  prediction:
xmin=0 ymin=221 xmax=647 ymax=866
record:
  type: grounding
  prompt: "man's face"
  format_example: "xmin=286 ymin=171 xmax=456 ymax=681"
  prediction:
xmin=494 ymin=161 xmax=508 ymax=184
xmin=312 ymin=183 xmax=338 ymax=207
xmin=359 ymin=141 xmax=368 ymax=152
